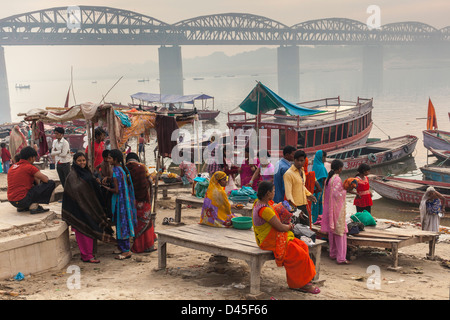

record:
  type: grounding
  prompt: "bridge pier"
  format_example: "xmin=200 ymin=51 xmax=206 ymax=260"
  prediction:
xmin=158 ymin=45 xmax=184 ymax=96
xmin=0 ymin=46 xmax=11 ymax=124
xmin=277 ymin=45 xmax=299 ymax=101
xmin=362 ymin=45 xmax=383 ymax=91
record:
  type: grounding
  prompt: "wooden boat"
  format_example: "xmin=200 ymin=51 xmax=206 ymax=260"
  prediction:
xmin=130 ymin=92 xmax=219 ymax=121
xmin=423 ymin=129 xmax=450 ymax=151
xmin=227 ymin=82 xmax=374 ymax=157
xmin=324 ymin=135 xmax=418 ymax=172
xmin=420 ymin=165 xmax=450 ymax=183
xmin=369 ymin=176 xmax=450 ymax=209
xmin=15 ymin=84 xmax=30 ymax=89
xmin=428 ymin=147 xmax=450 ymax=163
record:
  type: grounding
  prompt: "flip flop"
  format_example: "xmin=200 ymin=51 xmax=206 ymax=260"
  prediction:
xmin=162 ymin=217 xmax=169 ymax=225
xmin=115 ymin=254 xmax=131 ymax=260
xmin=291 ymin=283 xmax=321 ymax=294
xmin=82 ymin=258 xmax=100 ymax=264
xmin=337 ymin=260 xmax=351 ymax=265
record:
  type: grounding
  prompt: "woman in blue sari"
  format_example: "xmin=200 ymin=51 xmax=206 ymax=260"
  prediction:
xmin=103 ymin=149 xmax=137 ymax=260
xmin=311 ymin=150 xmax=328 ymax=223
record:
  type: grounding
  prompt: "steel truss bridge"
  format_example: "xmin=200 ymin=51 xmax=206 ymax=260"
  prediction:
xmin=0 ymin=6 xmax=449 ymax=46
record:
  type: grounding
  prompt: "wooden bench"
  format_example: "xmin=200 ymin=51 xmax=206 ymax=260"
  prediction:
xmin=174 ymin=195 xmax=253 ymax=223
xmin=153 ymin=181 xmax=192 ymax=200
xmin=157 ymin=224 xmax=325 ymax=295
xmin=312 ymin=224 xmax=439 ymax=269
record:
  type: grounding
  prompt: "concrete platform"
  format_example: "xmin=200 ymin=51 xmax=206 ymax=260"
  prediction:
xmin=0 ymin=202 xmax=71 ymax=280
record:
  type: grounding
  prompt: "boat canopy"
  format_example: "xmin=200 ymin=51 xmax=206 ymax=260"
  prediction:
xmin=239 ymin=82 xmax=325 ymax=116
xmin=131 ymin=92 xmax=213 ymax=105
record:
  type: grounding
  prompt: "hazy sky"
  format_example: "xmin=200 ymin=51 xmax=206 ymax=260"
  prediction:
xmin=1 ymin=1 xmax=450 ymax=81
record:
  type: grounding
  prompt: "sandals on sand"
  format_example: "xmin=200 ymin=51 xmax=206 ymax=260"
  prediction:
xmin=337 ymin=260 xmax=351 ymax=265
xmin=162 ymin=217 xmax=175 ymax=225
xmin=291 ymin=283 xmax=321 ymax=294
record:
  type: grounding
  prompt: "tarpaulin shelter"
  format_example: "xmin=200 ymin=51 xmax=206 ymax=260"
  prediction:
xmin=238 ymin=82 xmax=325 ymax=116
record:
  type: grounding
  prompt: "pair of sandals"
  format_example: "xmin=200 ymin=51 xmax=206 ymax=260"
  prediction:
xmin=162 ymin=217 xmax=174 ymax=225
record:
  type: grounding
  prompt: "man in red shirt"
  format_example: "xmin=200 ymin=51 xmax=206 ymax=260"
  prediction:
xmin=7 ymin=146 xmax=56 ymax=214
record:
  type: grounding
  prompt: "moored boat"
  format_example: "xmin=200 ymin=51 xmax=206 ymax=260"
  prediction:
xmin=227 ymin=82 xmax=374 ymax=158
xmin=428 ymin=147 xmax=450 ymax=163
xmin=369 ymin=176 xmax=450 ymax=209
xmin=323 ymin=135 xmax=418 ymax=172
xmin=420 ymin=165 xmax=450 ymax=183
xmin=130 ymin=92 xmax=219 ymax=121
xmin=423 ymin=129 xmax=450 ymax=151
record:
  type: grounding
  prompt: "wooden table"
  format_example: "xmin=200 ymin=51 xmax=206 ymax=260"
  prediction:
xmin=312 ymin=225 xmax=439 ymax=269
xmin=174 ymin=195 xmax=253 ymax=223
xmin=157 ymin=224 xmax=324 ymax=295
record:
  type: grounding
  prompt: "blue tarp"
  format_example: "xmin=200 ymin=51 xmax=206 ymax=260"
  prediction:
xmin=239 ymin=82 xmax=325 ymax=116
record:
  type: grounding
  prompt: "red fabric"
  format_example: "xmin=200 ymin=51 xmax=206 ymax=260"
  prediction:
xmin=7 ymin=159 xmax=39 ymax=201
xmin=1 ymin=147 xmax=11 ymax=162
xmin=353 ymin=176 xmax=373 ymax=207
xmin=85 ymin=141 xmax=105 ymax=168
xmin=284 ymin=238 xmax=316 ymax=289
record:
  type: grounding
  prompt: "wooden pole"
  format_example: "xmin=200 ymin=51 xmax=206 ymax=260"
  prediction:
xmin=152 ymin=151 xmax=160 ymax=214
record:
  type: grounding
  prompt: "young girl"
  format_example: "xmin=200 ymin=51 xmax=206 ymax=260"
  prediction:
xmin=353 ymin=164 xmax=373 ymax=213
xmin=321 ymin=159 xmax=350 ymax=264
xmin=248 ymin=150 xmax=275 ymax=187
xmin=103 ymin=149 xmax=137 ymax=260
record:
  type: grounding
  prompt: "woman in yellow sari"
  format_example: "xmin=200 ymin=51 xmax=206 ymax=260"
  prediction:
xmin=200 ymin=171 xmax=236 ymax=227
xmin=252 ymin=181 xmax=320 ymax=294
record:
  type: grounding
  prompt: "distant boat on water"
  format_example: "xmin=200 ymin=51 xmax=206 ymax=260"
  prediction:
xmin=193 ymin=77 xmax=204 ymax=80
xmin=15 ymin=84 xmax=30 ymax=89
xmin=138 ymin=78 xmax=150 ymax=83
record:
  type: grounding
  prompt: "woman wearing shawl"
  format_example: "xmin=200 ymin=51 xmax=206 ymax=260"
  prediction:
xmin=103 ymin=149 xmax=137 ymax=260
xmin=419 ymin=186 xmax=445 ymax=232
xmin=62 ymin=152 xmax=115 ymax=264
xmin=311 ymin=150 xmax=328 ymax=223
xmin=321 ymin=159 xmax=350 ymax=264
xmin=252 ymin=181 xmax=319 ymax=294
xmin=200 ymin=171 xmax=236 ymax=227
xmin=125 ymin=152 xmax=157 ymax=253
xmin=9 ymin=125 xmax=27 ymax=156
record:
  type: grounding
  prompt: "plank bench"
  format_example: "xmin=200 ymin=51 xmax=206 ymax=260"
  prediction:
xmin=174 ymin=195 xmax=253 ymax=223
xmin=312 ymin=224 xmax=439 ymax=269
xmin=153 ymin=181 xmax=192 ymax=200
xmin=157 ymin=223 xmax=325 ymax=295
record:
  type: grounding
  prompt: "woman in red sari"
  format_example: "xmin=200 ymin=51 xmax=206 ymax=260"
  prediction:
xmin=125 ymin=152 xmax=157 ymax=253
xmin=252 ymin=181 xmax=319 ymax=294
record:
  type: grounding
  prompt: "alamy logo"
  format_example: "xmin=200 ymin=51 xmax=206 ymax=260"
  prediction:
xmin=366 ymin=5 xmax=381 ymax=30
xmin=67 ymin=6 xmax=81 ymax=30
xmin=66 ymin=265 xmax=81 ymax=290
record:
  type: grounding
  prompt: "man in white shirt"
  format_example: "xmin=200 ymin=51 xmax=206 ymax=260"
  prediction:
xmin=51 ymin=127 xmax=71 ymax=187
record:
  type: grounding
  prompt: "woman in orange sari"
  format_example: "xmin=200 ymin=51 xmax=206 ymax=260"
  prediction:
xmin=252 ymin=181 xmax=320 ymax=294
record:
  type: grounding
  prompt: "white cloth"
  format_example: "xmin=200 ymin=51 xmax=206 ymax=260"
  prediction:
xmin=51 ymin=138 xmax=71 ymax=164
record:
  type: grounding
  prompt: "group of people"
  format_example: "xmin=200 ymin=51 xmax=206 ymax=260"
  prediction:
xmin=61 ymin=128 xmax=157 ymax=263
xmin=7 ymin=126 xmax=157 ymax=264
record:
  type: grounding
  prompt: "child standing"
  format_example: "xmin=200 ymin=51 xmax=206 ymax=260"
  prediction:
xmin=1 ymin=143 xmax=11 ymax=173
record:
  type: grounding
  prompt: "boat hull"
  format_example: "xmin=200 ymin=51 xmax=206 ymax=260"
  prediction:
xmin=369 ymin=176 xmax=450 ymax=209
xmin=420 ymin=166 xmax=450 ymax=183
xmin=423 ymin=130 xmax=450 ymax=151
xmin=428 ymin=147 xmax=450 ymax=163
xmin=325 ymin=135 xmax=418 ymax=172
xmin=198 ymin=110 xmax=220 ymax=121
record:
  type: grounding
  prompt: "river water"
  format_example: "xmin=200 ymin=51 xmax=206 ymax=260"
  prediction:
xmin=8 ymin=64 xmax=450 ymax=225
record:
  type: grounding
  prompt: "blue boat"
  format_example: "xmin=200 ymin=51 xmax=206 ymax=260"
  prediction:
xmin=420 ymin=165 xmax=450 ymax=183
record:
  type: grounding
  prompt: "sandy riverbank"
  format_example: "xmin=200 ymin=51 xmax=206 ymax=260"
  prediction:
xmin=0 ymin=174 xmax=449 ymax=301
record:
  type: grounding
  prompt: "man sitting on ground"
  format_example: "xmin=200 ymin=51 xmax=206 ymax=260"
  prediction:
xmin=7 ymin=146 xmax=56 ymax=214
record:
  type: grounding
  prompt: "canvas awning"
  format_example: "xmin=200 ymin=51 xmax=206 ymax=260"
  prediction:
xmin=239 ymin=82 xmax=325 ymax=116
xmin=131 ymin=92 xmax=213 ymax=105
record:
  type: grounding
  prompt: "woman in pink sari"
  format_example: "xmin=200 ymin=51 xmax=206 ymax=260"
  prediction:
xmin=239 ymin=147 xmax=259 ymax=190
xmin=321 ymin=159 xmax=350 ymax=264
